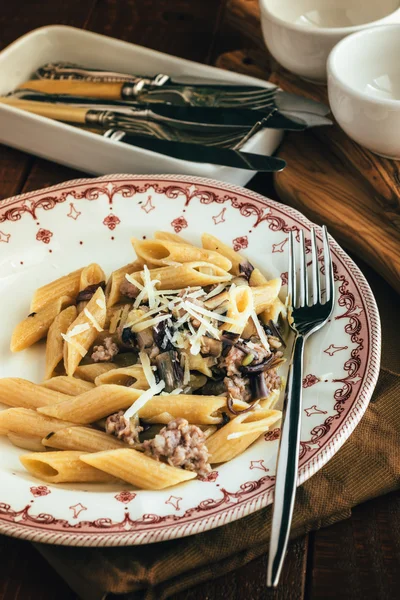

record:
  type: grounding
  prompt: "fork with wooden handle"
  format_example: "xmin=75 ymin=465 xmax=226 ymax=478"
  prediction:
xmin=267 ymin=226 xmax=335 ymax=587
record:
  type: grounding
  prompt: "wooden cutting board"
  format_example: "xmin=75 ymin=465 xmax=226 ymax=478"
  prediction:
xmin=215 ymin=0 xmax=400 ymax=294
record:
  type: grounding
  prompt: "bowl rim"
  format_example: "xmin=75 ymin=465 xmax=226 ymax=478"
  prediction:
xmin=259 ymin=0 xmax=400 ymax=35
xmin=327 ymin=23 xmax=400 ymax=108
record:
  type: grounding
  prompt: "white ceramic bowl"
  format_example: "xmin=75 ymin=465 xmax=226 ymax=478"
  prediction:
xmin=328 ymin=24 xmax=400 ymax=159
xmin=259 ymin=0 xmax=400 ymax=82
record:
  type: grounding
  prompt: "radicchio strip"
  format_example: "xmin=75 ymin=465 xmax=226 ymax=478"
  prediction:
xmin=76 ymin=281 xmax=106 ymax=303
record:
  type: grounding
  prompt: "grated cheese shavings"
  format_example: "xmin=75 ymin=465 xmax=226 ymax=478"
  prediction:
xmin=67 ymin=323 xmax=90 ymax=337
xmin=182 ymin=300 xmax=236 ymax=325
xmin=124 ymin=380 xmax=165 ymax=420
xmin=139 ymin=351 xmax=156 ymax=388
xmin=61 ymin=333 xmax=88 ymax=357
xmin=142 ymin=264 xmax=158 ymax=309
xmin=182 ymin=303 xmax=220 ymax=339
xmin=125 ymin=273 xmax=144 ymax=290
xmin=96 ymin=298 xmax=106 ymax=310
xmin=251 ymin=310 xmax=270 ymax=352
xmin=132 ymin=313 xmax=170 ymax=333
xmin=84 ymin=308 xmax=103 ymax=332
xmin=204 ymin=283 xmax=227 ymax=300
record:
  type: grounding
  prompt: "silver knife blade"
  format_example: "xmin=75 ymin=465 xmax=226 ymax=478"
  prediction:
xmin=104 ymin=130 xmax=286 ymax=172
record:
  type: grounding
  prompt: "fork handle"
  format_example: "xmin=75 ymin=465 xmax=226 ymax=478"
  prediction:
xmin=267 ymin=334 xmax=305 ymax=587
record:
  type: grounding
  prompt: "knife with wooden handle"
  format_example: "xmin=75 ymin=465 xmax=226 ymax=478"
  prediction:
xmin=0 ymin=97 xmax=287 ymax=172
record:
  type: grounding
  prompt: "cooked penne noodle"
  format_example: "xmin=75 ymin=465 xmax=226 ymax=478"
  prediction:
xmin=77 ymin=263 xmax=106 ymax=312
xmin=154 ymin=231 xmax=192 ymax=245
xmin=252 ymin=280 xmax=282 ymax=313
xmin=11 ymin=296 xmax=74 ymax=353
xmin=63 ymin=287 xmax=107 ymax=376
xmin=38 ymin=385 xmax=144 ymax=423
xmin=201 ymin=233 xmax=250 ymax=276
xmin=132 ymin=239 xmax=232 ymax=271
xmin=42 ymin=426 xmax=126 ymax=452
xmin=7 ymin=432 xmax=45 ymax=452
xmin=260 ymin=297 xmax=287 ymax=324
xmin=7 ymin=230 xmax=287 ymax=490
xmin=44 ymin=305 xmax=77 ymax=379
xmin=127 ymin=262 xmax=232 ymax=291
xmin=0 ymin=378 xmax=72 ymax=409
xmin=223 ymin=285 xmax=254 ymax=335
xmin=74 ymin=363 xmax=117 ymax=382
xmin=94 ymin=366 xmax=149 ymax=389
xmin=20 ymin=451 xmax=115 ymax=483
xmin=81 ymin=448 xmax=196 ymax=489
xmin=106 ymin=260 xmax=143 ymax=307
xmin=188 ymin=354 xmax=217 ymax=378
xmin=207 ymin=408 xmax=281 ymax=463
xmin=30 ymin=267 xmax=84 ymax=312
xmin=131 ymin=395 xmax=232 ymax=425
xmin=41 ymin=376 xmax=95 ymax=396
xmin=0 ymin=408 xmax=76 ymax=437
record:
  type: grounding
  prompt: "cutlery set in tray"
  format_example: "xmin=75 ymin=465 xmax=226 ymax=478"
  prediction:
xmin=1 ymin=61 xmax=331 ymax=173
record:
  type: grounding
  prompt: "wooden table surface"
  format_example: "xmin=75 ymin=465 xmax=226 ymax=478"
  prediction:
xmin=0 ymin=1 xmax=399 ymax=599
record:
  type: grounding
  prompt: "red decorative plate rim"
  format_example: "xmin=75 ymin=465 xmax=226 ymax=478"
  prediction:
xmin=0 ymin=174 xmax=381 ymax=547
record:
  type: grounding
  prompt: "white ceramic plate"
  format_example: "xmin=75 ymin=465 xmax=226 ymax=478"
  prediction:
xmin=0 ymin=175 xmax=381 ymax=547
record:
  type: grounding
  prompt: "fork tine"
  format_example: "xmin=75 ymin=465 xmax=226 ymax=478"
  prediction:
xmin=311 ymin=228 xmax=320 ymax=305
xmin=298 ymin=230 xmax=307 ymax=307
xmin=322 ymin=225 xmax=333 ymax=304
xmin=288 ymin=230 xmax=296 ymax=308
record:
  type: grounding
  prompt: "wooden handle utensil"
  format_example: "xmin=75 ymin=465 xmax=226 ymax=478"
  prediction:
xmin=0 ymin=97 xmax=89 ymax=123
xmin=17 ymin=79 xmax=125 ymax=100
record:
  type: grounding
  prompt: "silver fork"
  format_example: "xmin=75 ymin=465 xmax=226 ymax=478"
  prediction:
xmin=267 ymin=226 xmax=335 ymax=587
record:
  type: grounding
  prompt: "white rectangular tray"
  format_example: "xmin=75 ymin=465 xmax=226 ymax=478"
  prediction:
xmin=0 ymin=26 xmax=283 ymax=186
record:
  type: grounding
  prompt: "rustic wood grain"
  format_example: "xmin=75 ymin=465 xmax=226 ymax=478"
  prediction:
xmin=217 ymin=8 xmax=400 ymax=293
xmin=308 ymin=490 xmax=400 ymax=600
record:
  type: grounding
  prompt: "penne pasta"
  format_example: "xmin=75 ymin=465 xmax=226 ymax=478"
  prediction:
xmin=207 ymin=408 xmax=281 ymax=463
xmin=129 ymin=395 xmax=233 ymax=425
xmin=74 ymin=362 xmax=117 ymax=382
xmin=63 ymin=287 xmax=107 ymax=376
xmin=11 ymin=296 xmax=74 ymax=353
xmin=0 ymin=378 xmax=72 ymax=409
xmin=41 ymin=376 xmax=95 ymax=396
xmin=44 ymin=305 xmax=77 ymax=379
xmin=154 ymin=231 xmax=192 ymax=245
xmin=77 ymin=263 xmax=106 ymax=312
xmin=252 ymin=279 xmax=281 ymax=312
xmin=126 ymin=262 xmax=232 ymax=292
xmin=201 ymin=233 xmax=250 ymax=276
xmin=42 ymin=426 xmax=126 ymax=452
xmin=94 ymin=366 xmax=149 ymax=389
xmin=6 ymin=229 xmax=287 ymax=490
xmin=188 ymin=354 xmax=217 ymax=378
xmin=132 ymin=239 xmax=232 ymax=271
xmin=20 ymin=451 xmax=115 ymax=483
xmin=38 ymin=385 xmax=144 ymax=423
xmin=106 ymin=260 xmax=143 ymax=307
xmin=223 ymin=285 xmax=254 ymax=335
xmin=0 ymin=408 xmax=76 ymax=437
xmin=30 ymin=267 xmax=84 ymax=312
xmin=7 ymin=432 xmax=45 ymax=452
xmin=81 ymin=448 xmax=196 ymax=489
xmin=260 ymin=297 xmax=287 ymax=324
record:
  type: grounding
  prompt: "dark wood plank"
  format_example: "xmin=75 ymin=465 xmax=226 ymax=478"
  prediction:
xmin=0 ymin=537 xmax=76 ymax=600
xmin=307 ymin=491 xmax=400 ymax=600
xmin=173 ymin=537 xmax=308 ymax=600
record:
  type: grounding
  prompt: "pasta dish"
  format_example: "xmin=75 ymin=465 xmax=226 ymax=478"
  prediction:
xmin=0 ymin=232 xmax=286 ymax=489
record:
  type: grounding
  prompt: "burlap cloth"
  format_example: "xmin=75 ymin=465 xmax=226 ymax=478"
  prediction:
xmin=34 ymin=260 xmax=399 ymax=599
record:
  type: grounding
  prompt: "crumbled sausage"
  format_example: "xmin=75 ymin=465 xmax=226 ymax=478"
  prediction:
xmin=224 ymin=374 xmax=252 ymax=403
xmin=219 ymin=345 xmax=246 ymax=377
xmin=91 ymin=336 xmax=119 ymax=362
xmin=264 ymin=367 xmax=281 ymax=394
xmin=142 ymin=417 xmax=211 ymax=477
xmin=120 ymin=278 xmax=140 ymax=299
xmin=105 ymin=410 xmax=143 ymax=446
